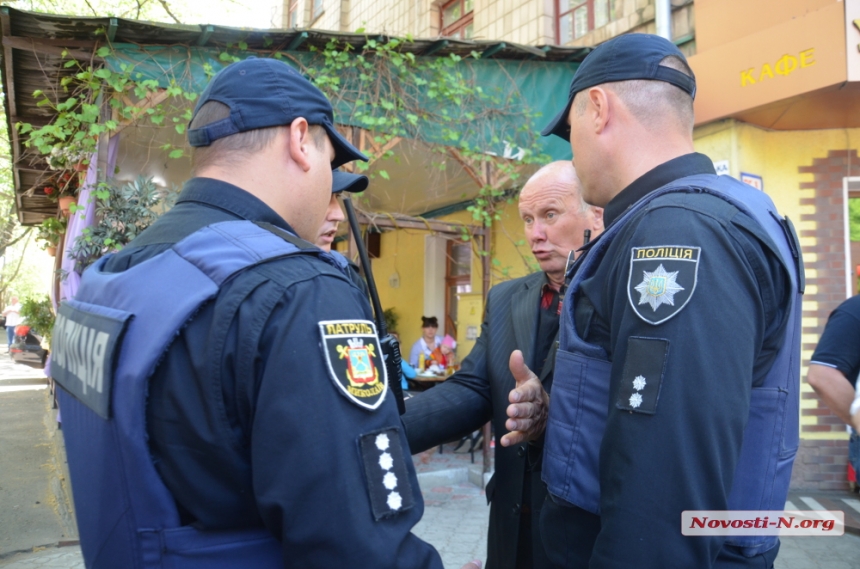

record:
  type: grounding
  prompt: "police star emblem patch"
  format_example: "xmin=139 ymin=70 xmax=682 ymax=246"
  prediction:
xmin=627 ymin=246 xmax=700 ymax=325
xmin=319 ymin=320 xmax=388 ymax=411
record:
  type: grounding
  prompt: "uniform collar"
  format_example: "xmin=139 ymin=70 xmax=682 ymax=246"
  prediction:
xmin=603 ymin=153 xmax=716 ymax=228
xmin=177 ymin=177 xmax=298 ymax=235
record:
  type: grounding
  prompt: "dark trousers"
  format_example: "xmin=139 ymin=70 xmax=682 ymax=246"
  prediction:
xmin=539 ymin=495 xmax=600 ymax=569
xmin=539 ymin=494 xmax=779 ymax=569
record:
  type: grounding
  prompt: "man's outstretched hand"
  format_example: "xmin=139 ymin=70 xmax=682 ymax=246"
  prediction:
xmin=460 ymin=560 xmax=482 ymax=569
xmin=500 ymin=350 xmax=549 ymax=447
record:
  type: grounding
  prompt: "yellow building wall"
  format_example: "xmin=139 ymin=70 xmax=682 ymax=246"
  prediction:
xmin=695 ymin=120 xmax=860 ymax=440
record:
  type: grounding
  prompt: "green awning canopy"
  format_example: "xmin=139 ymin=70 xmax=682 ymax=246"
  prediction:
xmin=106 ymin=45 xmax=578 ymax=161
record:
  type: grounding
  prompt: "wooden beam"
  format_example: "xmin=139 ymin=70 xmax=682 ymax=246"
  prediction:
xmin=357 ymin=211 xmax=485 ymax=237
xmin=111 ymin=89 xmax=170 ymax=135
xmin=446 ymin=148 xmax=486 ymax=189
xmin=2 ymin=7 xmax=21 ymax=208
xmin=1 ymin=36 xmax=100 ymax=62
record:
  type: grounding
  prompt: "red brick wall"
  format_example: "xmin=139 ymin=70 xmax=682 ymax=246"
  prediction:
xmin=791 ymin=149 xmax=858 ymax=491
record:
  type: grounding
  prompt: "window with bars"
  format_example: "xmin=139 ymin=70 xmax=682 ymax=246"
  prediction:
xmin=444 ymin=240 xmax=472 ymax=338
xmin=441 ymin=0 xmax=474 ymax=40
xmin=312 ymin=0 xmax=324 ymax=21
xmin=288 ymin=0 xmax=300 ymax=28
xmin=556 ymin=0 xmax=617 ymax=44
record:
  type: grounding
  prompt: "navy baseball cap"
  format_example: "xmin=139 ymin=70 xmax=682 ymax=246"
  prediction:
xmin=187 ymin=57 xmax=368 ymax=168
xmin=332 ymin=169 xmax=368 ymax=193
xmin=542 ymin=34 xmax=696 ymax=140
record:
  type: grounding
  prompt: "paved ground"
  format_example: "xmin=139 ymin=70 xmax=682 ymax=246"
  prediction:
xmin=2 ymin=389 xmax=860 ymax=569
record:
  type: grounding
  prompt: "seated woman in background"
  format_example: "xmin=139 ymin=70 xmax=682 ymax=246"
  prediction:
xmin=409 ymin=316 xmax=442 ymax=368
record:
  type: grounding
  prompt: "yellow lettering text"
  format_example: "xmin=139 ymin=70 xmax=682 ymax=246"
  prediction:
xmin=800 ymin=48 xmax=815 ymax=68
xmin=759 ymin=63 xmax=774 ymax=81
xmin=683 ymin=249 xmax=692 ymax=259
xmin=774 ymin=54 xmax=797 ymax=76
xmin=740 ymin=68 xmax=756 ymax=86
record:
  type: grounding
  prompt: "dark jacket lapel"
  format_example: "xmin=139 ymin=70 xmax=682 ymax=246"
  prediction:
xmin=511 ymin=271 xmax=545 ymax=370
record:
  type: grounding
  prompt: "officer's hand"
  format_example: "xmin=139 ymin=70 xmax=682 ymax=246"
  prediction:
xmin=459 ymin=560 xmax=482 ymax=569
xmin=501 ymin=350 xmax=549 ymax=447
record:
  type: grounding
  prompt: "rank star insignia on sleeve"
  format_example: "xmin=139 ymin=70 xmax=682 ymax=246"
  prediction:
xmin=359 ymin=428 xmax=415 ymax=520
xmin=627 ymin=246 xmax=700 ymax=325
xmin=319 ymin=320 xmax=388 ymax=411
xmin=617 ymin=337 xmax=669 ymax=414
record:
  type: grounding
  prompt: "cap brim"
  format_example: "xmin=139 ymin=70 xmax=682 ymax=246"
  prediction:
xmin=332 ymin=170 xmax=369 ymax=193
xmin=322 ymin=122 xmax=369 ymax=169
xmin=540 ymin=97 xmax=574 ymax=140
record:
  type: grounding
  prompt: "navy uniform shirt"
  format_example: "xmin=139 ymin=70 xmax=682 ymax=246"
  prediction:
xmin=571 ymin=154 xmax=791 ymax=568
xmin=810 ymin=295 xmax=860 ymax=388
xmin=104 ymin=178 xmax=442 ymax=569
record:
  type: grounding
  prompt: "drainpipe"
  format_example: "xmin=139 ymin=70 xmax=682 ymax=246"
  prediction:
xmin=655 ymin=0 xmax=672 ymax=41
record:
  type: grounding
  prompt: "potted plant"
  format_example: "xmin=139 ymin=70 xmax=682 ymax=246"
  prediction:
xmin=19 ymin=295 xmax=55 ymax=350
xmin=69 ymin=176 xmax=175 ymax=272
xmin=41 ymin=170 xmax=80 ymax=217
xmin=36 ymin=216 xmax=67 ymax=256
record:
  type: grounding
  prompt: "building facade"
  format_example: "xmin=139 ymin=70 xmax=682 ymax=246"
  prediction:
xmin=282 ymin=0 xmax=694 ymax=54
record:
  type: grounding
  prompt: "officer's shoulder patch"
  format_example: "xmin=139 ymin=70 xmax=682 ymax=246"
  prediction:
xmin=359 ymin=428 xmax=415 ymax=520
xmin=319 ymin=319 xmax=388 ymax=411
xmin=616 ymin=337 xmax=669 ymax=414
xmin=627 ymin=246 xmax=700 ymax=325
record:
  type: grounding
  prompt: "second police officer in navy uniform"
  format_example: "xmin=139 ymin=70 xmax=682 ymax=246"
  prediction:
xmin=502 ymin=35 xmax=803 ymax=568
xmin=50 ymin=58 xmax=482 ymax=569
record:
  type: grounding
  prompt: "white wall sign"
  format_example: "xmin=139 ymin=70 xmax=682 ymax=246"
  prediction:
xmin=714 ymin=160 xmax=730 ymax=176
xmin=741 ymin=172 xmax=763 ymax=191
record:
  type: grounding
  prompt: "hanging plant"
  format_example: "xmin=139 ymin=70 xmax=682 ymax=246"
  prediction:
xmin=68 ymin=176 xmax=175 ymax=272
xmin=36 ymin=216 xmax=67 ymax=250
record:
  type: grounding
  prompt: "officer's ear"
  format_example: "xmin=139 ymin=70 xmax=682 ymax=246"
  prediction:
xmin=287 ymin=117 xmax=313 ymax=172
xmin=587 ymin=87 xmax=611 ymax=135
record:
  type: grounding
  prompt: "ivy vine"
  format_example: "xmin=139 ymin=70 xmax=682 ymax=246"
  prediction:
xmin=17 ymin=33 xmax=550 ymax=276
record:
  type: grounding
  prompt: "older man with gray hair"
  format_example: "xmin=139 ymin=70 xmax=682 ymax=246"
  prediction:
xmin=402 ymin=161 xmax=603 ymax=569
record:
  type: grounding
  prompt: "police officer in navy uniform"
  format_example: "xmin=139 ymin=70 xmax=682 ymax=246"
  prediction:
xmin=51 ymin=58 xmax=482 ymax=569
xmin=502 ymin=35 xmax=802 ymax=568
xmin=314 ymin=169 xmax=369 ymax=294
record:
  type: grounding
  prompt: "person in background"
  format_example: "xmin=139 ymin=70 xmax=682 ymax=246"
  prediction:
xmin=2 ymin=295 xmax=22 ymax=351
xmin=807 ymin=294 xmax=860 ymax=486
xmin=429 ymin=334 xmax=458 ymax=371
xmin=314 ymin=169 xmax=369 ymax=295
xmin=390 ymin=331 xmax=417 ymax=392
xmin=402 ymin=161 xmax=603 ymax=569
xmin=410 ymin=316 xmax=443 ymax=368
xmin=851 ymin=388 xmax=860 ymax=433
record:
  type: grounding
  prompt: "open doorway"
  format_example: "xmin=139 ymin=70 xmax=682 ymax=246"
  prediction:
xmin=445 ymin=239 xmax=472 ymax=338
xmin=845 ymin=178 xmax=860 ymax=296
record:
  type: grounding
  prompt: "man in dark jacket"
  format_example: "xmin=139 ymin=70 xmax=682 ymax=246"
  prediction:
xmin=402 ymin=161 xmax=603 ymax=569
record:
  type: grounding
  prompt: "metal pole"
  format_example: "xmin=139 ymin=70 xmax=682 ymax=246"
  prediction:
xmin=655 ymin=0 xmax=672 ymax=41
